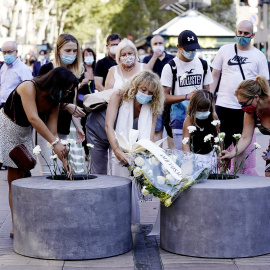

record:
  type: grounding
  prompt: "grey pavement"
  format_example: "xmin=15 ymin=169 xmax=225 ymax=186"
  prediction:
xmin=0 ymin=130 xmax=269 ymax=270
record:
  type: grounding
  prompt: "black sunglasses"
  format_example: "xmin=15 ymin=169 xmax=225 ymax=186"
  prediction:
xmin=238 ymin=97 xmax=254 ymax=107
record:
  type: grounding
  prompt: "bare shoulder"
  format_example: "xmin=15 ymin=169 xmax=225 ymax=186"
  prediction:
xmin=16 ymin=80 xmax=35 ymax=96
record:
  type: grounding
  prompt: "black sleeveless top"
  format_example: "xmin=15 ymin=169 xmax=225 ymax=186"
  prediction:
xmin=192 ymin=116 xmax=215 ymax=154
xmin=255 ymin=114 xmax=270 ymax=135
xmin=4 ymin=80 xmax=48 ymax=127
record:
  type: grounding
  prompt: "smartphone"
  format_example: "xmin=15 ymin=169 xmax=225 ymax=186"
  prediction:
xmin=264 ymin=150 xmax=270 ymax=159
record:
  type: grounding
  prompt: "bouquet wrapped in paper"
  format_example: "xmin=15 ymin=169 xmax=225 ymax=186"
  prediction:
xmin=115 ymin=130 xmax=216 ymax=207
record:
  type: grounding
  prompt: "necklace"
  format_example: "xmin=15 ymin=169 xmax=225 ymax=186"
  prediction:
xmin=197 ymin=124 xmax=204 ymax=131
xmin=122 ymin=64 xmax=135 ymax=72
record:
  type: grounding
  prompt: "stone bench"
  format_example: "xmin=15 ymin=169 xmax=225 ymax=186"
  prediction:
xmin=160 ymin=175 xmax=270 ymax=258
xmin=12 ymin=175 xmax=132 ymax=260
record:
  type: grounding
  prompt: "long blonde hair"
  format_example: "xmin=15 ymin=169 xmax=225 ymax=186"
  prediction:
xmin=120 ymin=70 xmax=164 ymax=116
xmin=54 ymin=33 xmax=83 ymax=78
xmin=235 ymin=75 xmax=270 ymax=101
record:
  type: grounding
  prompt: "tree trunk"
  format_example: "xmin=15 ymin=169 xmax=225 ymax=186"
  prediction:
xmin=9 ymin=0 xmax=20 ymax=39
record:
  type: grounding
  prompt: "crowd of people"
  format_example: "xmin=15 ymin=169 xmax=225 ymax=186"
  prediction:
xmin=0 ymin=19 xmax=270 ymax=236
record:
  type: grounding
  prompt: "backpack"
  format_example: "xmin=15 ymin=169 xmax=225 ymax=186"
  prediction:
xmin=162 ymin=58 xmax=208 ymax=138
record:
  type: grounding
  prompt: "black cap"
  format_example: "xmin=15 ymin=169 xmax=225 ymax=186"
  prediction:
xmin=178 ymin=30 xmax=200 ymax=51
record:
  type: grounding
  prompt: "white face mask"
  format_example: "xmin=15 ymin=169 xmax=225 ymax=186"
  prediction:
xmin=109 ymin=45 xmax=117 ymax=55
xmin=39 ymin=55 xmax=45 ymax=61
xmin=152 ymin=45 xmax=164 ymax=53
xmin=84 ymin=56 xmax=94 ymax=65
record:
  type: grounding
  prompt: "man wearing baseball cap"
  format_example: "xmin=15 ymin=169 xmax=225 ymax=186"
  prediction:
xmin=161 ymin=30 xmax=213 ymax=149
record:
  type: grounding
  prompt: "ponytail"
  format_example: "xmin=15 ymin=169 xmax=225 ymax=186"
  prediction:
xmin=235 ymin=75 xmax=270 ymax=100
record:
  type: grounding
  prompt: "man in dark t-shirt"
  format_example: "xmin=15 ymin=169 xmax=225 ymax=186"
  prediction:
xmin=94 ymin=33 xmax=121 ymax=91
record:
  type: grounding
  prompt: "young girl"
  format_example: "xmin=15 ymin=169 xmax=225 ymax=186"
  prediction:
xmin=182 ymin=90 xmax=219 ymax=154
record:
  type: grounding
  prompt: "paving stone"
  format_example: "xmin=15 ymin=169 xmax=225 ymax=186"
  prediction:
xmin=163 ymin=263 xmax=238 ymax=269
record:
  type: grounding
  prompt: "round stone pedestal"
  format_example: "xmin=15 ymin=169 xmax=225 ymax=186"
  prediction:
xmin=12 ymin=175 xmax=132 ymax=260
xmin=160 ymin=175 xmax=270 ymax=258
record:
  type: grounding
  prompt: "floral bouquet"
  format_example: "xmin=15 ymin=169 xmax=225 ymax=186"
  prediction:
xmin=115 ymin=130 xmax=216 ymax=207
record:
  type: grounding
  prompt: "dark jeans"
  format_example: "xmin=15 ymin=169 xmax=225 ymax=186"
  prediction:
xmin=215 ymin=105 xmax=244 ymax=149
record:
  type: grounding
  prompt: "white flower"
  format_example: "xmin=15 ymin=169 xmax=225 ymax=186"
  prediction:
xmin=219 ymin=132 xmax=226 ymax=139
xmin=149 ymin=156 xmax=160 ymax=166
xmin=253 ymin=142 xmax=261 ymax=149
xmin=233 ymin=134 xmax=241 ymax=140
xmin=60 ymin=139 xmax=68 ymax=145
xmin=33 ymin=145 xmax=41 ymax=155
xmin=214 ymin=137 xmax=221 ymax=143
xmin=148 ymin=170 xmax=153 ymax=177
xmin=50 ymin=154 xmax=58 ymax=160
xmin=204 ymin=134 xmax=213 ymax=142
xmin=157 ymin=176 xmax=166 ymax=185
xmin=142 ymin=186 xmax=150 ymax=196
xmin=67 ymin=138 xmax=75 ymax=145
xmin=180 ymin=73 xmax=187 ymax=81
xmin=182 ymin=137 xmax=189 ymax=145
xmin=213 ymin=145 xmax=221 ymax=152
xmin=211 ymin=120 xmax=220 ymax=126
xmin=87 ymin=143 xmax=94 ymax=149
xmin=133 ymin=167 xmax=142 ymax=177
xmin=187 ymin=126 xmax=197 ymax=133
xmin=47 ymin=142 xmax=54 ymax=149
xmin=166 ymin=174 xmax=176 ymax=184
xmin=135 ymin=157 xmax=145 ymax=167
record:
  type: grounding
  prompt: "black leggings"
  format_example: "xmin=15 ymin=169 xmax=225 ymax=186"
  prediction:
xmin=215 ymin=105 xmax=244 ymax=149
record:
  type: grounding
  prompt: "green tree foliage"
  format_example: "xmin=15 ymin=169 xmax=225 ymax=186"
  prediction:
xmin=199 ymin=0 xmax=235 ymax=30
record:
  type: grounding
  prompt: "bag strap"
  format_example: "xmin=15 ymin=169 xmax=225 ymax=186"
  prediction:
xmin=198 ymin=58 xmax=208 ymax=84
xmin=168 ymin=59 xmax=177 ymax=95
xmin=234 ymin=43 xmax=246 ymax=80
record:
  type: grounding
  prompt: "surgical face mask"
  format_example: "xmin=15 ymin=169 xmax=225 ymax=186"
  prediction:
xmin=182 ymin=49 xmax=196 ymax=60
xmin=39 ymin=55 xmax=45 ymax=61
xmin=195 ymin=111 xmax=211 ymax=120
xmin=135 ymin=91 xmax=153 ymax=105
xmin=153 ymin=45 xmax=164 ymax=53
xmin=84 ymin=56 xmax=94 ymax=65
xmin=4 ymin=54 xmax=15 ymax=64
xmin=120 ymin=55 xmax=135 ymax=67
xmin=139 ymin=55 xmax=145 ymax=61
xmin=109 ymin=45 xmax=117 ymax=55
xmin=61 ymin=54 xmax=77 ymax=65
xmin=235 ymin=36 xmax=251 ymax=46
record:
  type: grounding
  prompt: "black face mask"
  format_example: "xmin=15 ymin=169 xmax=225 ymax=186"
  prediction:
xmin=30 ymin=60 xmax=36 ymax=64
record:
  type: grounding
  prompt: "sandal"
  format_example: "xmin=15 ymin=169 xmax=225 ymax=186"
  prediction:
xmin=10 ymin=232 xmax=13 ymax=238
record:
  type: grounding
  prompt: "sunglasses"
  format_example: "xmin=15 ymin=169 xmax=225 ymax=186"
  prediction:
xmin=238 ymin=97 xmax=254 ymax=107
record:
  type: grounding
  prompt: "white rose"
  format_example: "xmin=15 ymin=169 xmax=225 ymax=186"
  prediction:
xmin=135 ymin=157 xmax=145 ymax=167
xmin=50 ymin=154 xmax=58 ymax=160
xmin=33 ymin=145 xmax=41 ymax=155
xmin=149 ymin=156 xmax=160 ymax=166
xmin=253 ymin=142 xmax=261 ymax=149
xmin=232 ymin=134 xmax=241 ymax=140
xmin=157 ymin=176 xmax=166 ymax=185
xmin=204 ymin=134 xmax=213 ymax=142
xmin=47 ymin=142 xmax=54 ymax=149
xmin=133 ymin=167 xmax=142 ymax=177
xmin=187 ymin=126 xmax=197 ymax=133
xmin=87 ymin=143 xmax=94 ymax=149
xmin=214 ymin=136 xmax=223 ymax=143
xmin=166 ymin=174 xmax=176 ymax=184
xmin=142 ymin=186 xmax=150 ymax=196
xmin=182 ymin=137 xmax=189 ymax=145
xmin=148 ymin=170 xmax=153 ymax=177
xmin=211 ymin=120 xmax=220 ymax=126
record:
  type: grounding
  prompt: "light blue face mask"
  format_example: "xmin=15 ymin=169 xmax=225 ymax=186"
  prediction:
xmin=235 ymin=36 xmax=251 ymax=46
xmin=61 ymin=54 xmax=77 ymax=65
xmin=182 ymin=50 xmax=196 ymax=60
xmin=195 ymin=111 xmax=210 ymax=120
xmin=136 ymin=91 xmax=153 ymax=105
xmin=4 ymin=54 xmax=15 ymax=64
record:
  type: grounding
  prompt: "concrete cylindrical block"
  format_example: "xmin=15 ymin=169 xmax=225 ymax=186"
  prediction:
xmin=161 ymin=175 xmax=270 ymax=258
xmin=12 ymin=175 xmax=132 ymax=260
